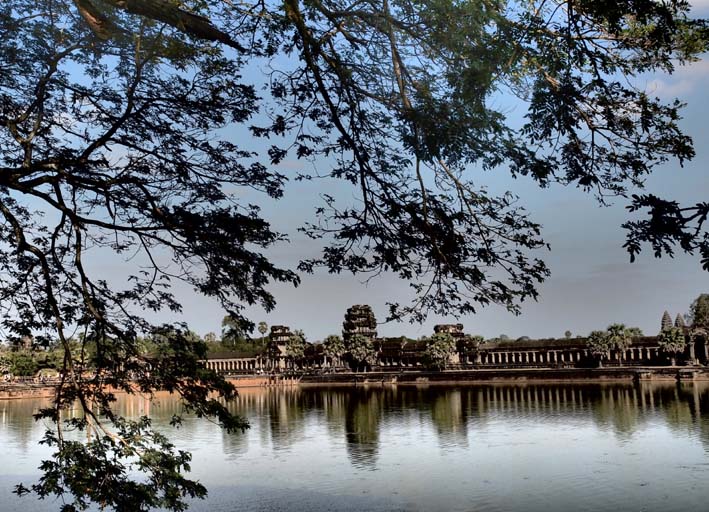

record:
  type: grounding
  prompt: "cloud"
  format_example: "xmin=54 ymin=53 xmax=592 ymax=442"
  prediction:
xmin=643 ymin=58 xmax=709 ymax=98
xmin=690 ymin=0 xmax=709 ymax=11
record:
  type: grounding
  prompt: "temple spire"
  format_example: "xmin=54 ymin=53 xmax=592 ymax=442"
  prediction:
xmin=661 ymin=310 xmax=673 ymax=332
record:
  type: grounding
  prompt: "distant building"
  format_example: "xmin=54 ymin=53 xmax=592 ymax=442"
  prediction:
xmin=269 ymin=325 xmax=293 ymax=344
xmin=343 ymin=305 xmax=377 ymax=341
xmin=433 ymin=324 xmax=465 ymax=338
xmin=203 ymin=306 xmax=709 ymax=374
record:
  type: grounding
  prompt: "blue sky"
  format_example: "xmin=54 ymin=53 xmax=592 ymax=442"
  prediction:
xmin=82 ymin=3 xmax=709 ymax=342
xmin=143 ymin=64 xmax=708 ymax=342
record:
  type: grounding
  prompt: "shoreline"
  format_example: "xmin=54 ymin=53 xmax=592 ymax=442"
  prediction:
xmin=299 ymin=367 xmax=709 ymax=386
xmin=2 ymin=367 xmax=709 ymax=400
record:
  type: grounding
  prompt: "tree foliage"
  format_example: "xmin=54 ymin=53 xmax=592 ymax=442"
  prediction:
xmin=16 ymin=418 xmax=206 ymax=512
xmin=606 ymin=323 xmax=635 ymax=352
xmin=0 ymin=1 xmax=265 ymax=508
xmin=658 ymin=327 xmax=686 ymax=354
xmin=689 ymin=294 xmax=709 ymax=329
xmin=2 ymin=0 xmax=709 ymax=509
xmin=586 ymin=330 xmax=612 ymax=357
xmin=8 ymin=351 xmax=39 ymax=376
xmin=345 ymin=334 xmax=377 ymax=371
xmin=587 ymin=324 xmax=637 ymax=359
xmin=323 ymin=334 xmax=345 ymax=365
xmin=285 ymin=330 xmax=307 ymax=365
xmin=422 ymin=332 xmax=456 ymax=370
xmin=71 ymin=0 xmax=709 ymax=320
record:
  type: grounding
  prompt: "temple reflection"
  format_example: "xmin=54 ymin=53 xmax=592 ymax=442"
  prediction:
xmin=6 ymin=382 xmax=709 ymax=472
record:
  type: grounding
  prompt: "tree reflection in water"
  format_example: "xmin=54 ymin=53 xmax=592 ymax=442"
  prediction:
xmin=208 ymin=382 xmax=709 ymax=462
xmin=7 ymin=382 xmax=709 ymax=512
xmin=8 ymin=382 xmax=709 ymax=470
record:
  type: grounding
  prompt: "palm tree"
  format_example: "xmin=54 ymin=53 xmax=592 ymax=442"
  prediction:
xmin=658 ymin=327 xmax=687 ymax=366
xmin=285 ymin=330 xmax=307 ymax=370
xmin=587 ymin=324 xmax=637 ymax=366
xmin=323 ymin=335 xmax=345 ymax=368
xmin=606 ymin=324 xmax=634 ymax=362
xmin=346 ymin=334 xmax=376 ymax=372
xmin=258 ymin=321 xmax=268 ymax=346
xmin=221 ymin=315 xmax=243 ymax=349
xmin=587 ymin=330 xmax=611 ymax=368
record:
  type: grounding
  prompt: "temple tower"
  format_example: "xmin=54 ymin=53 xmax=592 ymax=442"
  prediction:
xmin=661 ymin=310 xmax=673 ymax=332
xmin=433 ymin=324 xmax=465 ymax=339
xmin=269 ymin=325 xmax=293 ymax=344
xmin=342 ymin=305 xmax=377 ymax=342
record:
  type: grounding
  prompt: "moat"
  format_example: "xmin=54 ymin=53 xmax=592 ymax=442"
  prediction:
xmin=3 ymin=383 xmax=709 ymax=512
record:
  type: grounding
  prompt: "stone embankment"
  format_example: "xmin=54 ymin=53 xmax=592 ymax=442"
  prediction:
xmin=0 ymin=374 xmax=299 ymax=400
xmin=0 ymin=383 xmax=56 ymax=400
xmin=3 ymin=368 xmax=708 ymax=399
xmin=299 ymin=367 xmax=709 ymax=386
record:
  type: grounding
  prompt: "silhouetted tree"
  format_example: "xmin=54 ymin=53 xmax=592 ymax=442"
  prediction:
xmin=221 ymin=316 xmax=246 ymax=349
xmin=4 ymin=0 xmax=708 ymax=509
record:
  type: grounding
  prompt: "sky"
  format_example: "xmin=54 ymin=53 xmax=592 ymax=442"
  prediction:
xmin=85 ymin=3 xmax=709 ymax=342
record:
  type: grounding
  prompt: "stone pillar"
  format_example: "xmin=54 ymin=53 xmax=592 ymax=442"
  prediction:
xmin=688 ymin=342 xmax=696 ymax=364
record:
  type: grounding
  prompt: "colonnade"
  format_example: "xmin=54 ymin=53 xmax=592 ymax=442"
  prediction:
xmin=204 ymin=358 xmax=263 ymax=373
xmin=475 ymin=346 xmax=664 ymax=366
xmin=204 ymin=343 xmax=671 ymax=374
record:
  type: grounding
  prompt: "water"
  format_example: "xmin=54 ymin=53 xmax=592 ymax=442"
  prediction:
xmin=2 ymin=382 xmax=709 ymax=511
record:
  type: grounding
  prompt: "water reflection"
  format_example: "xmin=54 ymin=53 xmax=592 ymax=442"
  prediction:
xmin=214 ymin=383 xmax=709 ymax=457
xmin=5 ymin=382 xmax=709 ymax=512
xmin=6 ymin=383 xmax=709 ymax=456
